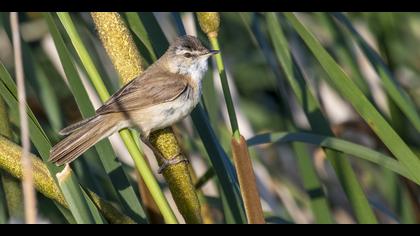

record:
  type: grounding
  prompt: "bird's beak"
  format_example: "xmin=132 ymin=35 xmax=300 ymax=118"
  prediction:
xmin=200 ymin=49 xmax=219 ymax=58
xmin=208 ymin=49 xmax=220 ymax=55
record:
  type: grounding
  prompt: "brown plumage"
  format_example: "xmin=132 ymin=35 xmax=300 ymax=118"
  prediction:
xmin=49 ymin=35 xmax=218 ymax=166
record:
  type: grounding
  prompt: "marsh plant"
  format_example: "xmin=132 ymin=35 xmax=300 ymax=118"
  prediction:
xmin=0 ymin=12 xmax=420 ymax=224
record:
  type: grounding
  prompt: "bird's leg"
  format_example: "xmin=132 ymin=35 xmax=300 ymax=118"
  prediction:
xmin=139 ymin=133 xmax=189 ymax=174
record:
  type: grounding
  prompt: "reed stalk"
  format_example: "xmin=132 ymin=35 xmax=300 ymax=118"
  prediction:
xmin=197 ymin=12 xmax=265 ymax=224
xmin=231 ymin=136 xmax=265 ymax=224
xmin=90 ymin=12 xmax=201 ymax=224
xmin=56 ymin=12 xmax=177 ymax=223
xmin=10 ymin=12 xmax=37 ymax=224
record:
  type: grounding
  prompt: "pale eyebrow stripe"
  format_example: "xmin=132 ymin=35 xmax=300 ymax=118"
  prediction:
xmin=176 ymin=48 xmax=201 ymax=56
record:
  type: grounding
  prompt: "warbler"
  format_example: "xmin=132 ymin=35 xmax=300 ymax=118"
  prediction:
xmin=49 ymin=35 xmax=219 ymax=173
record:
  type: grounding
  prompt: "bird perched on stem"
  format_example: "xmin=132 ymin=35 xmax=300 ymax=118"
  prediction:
xmin=49 ymin=35 xmax=219 ymax=173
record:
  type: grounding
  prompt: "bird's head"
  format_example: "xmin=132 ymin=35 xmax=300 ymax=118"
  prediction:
xmin=164 ymin=35 xmax=219 ymax=78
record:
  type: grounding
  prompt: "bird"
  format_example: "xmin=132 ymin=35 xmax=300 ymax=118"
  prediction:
xmin=49 ymin=35 xmax=219 ymax=173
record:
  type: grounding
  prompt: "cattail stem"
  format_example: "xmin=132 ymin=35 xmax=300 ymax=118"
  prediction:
xmin=209 ymin=37 xmax=240 ymax=137
xmin=231 ymin=135 xmax=265 ymax=224
xmin=0 ymin=135 xmax=135 ymax=224
xmin=56 ymin=12 xmax=177 ymax=223
xmin=149 ymin=129 xmax=202 ymax=224
xmin=197 ymin=12 xmax=240 ymax=135
xmin=91 ymin=12 xmax=202 ymax=224
xmin=197 ymin=12 xmax=264 ymax=224
xmin=10 ymin=12 xmax=37 ymax=224
xmin=188 ymin=164 xmax=215 ymax=224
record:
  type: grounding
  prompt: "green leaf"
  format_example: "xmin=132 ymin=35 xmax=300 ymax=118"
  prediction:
xmin=56 ymin=166 xmax=101 ymax=224
xmin=191 ymin=106 xmax=247 ymax=224
xmin=291 ymin=141 xmax=333 ymax=223
xmin=315 ymin=13 xmax=371 ymax=97
xmin=265 ymin=12 xmax=377 ymax=223
xmin=27 ymin=46 xmax=63 ymax=133
xmin=253 ymin=13 xmax=334 ymax=223
xmin=56 ymin=12 xmax=110 ymax=101
xmin=0 ymin=61 xmax=102 ymax=223
xmin=247 ymin=132 xmax=416 ymax=184
xmin=284 ymin=12 xmax=420 ymax=184
xmin=194 ymin=167 xmax=215 ymax=190
xmin=332 ymin=12 xmax=420 ymax=132
xmin=137 ymin=12 xmax=171 ymax=57
xmin=0 ymin=63 xmax=57 ymax=171
xmin=125 ymin=12 xmax=158 ymax=62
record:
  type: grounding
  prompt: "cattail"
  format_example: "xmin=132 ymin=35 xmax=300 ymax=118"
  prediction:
xmin=91 ymin=12 xmax=143 ymax=85
xmin=0 ymin=136 xmax=135 ymax=224
xmin=150 ymin=128 xmax=201 ymax=223
xmin=91 ymin=12 xmax=202 ymax=224
xmin=196 ymin=12 xmax=220 ymax=38
xmin=231 ymin=136 xmax=265 ymax=224
xmin=197 ymin=11 xmax=265 ymax=224
xmin=0 ymin=136 xmax=66 ymax=207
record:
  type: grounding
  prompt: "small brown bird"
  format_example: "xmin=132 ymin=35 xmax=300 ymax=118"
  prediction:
xmin=49 ymin=35 xmax=219 ymax=172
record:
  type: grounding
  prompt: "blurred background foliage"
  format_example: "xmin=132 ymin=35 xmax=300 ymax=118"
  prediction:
xmin=0 ymin=12 xmax=420 ymax=224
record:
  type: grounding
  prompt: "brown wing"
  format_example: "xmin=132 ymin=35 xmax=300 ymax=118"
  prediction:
xmin=96 ymin=71 xmax=188 ymax=115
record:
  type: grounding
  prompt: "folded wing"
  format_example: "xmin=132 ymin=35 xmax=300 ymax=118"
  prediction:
xmin=96 ymin=71 xmax=188 ymax=115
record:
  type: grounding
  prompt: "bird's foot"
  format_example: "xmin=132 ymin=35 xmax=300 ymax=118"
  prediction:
xmin=157 ymin=154 xmax=189 ymax=174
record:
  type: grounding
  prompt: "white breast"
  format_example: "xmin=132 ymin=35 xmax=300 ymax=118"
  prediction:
xmin=133 ymin=59 xmax=208 ymax=134
xmin=139 ymin=89 xmax=199 ymax=132
xmin=180 ymin=58 xmax=208 ymax=95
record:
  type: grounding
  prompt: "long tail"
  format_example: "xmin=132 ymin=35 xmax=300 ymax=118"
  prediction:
xmin=49 ymin=114 xmax=120 ymax=166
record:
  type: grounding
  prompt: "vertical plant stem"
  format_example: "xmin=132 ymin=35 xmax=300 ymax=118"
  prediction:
xmin=90 ymin=12 xmax=202 ymax=224
xmin=0 ymin=179 xmax=7 ymax=223
xmin=196 ymin=12 xmax=239 ymax=135
xmin=118 ymin=131 xmax=177 ymax=223
xmin=10 ymin=12 xmax=37 ymax=224
xmin=149 ymin=129 xmax=202 ymax=224
xmin=188 ymin=164 xmax=215 ymax=224
xmin=169 ymin=13 xmax=245 ymax=222
xmin=57 ymin=12 xmax=178 ymax=223
xmin=209 ymin=37 xmax=240 ymax=136
xmin=231 ymin=136 xmax=265 ymax=224
xmin=44 ymin=12 xmax=147 ymax=223
xmin=191 ymin=105 xmax=247 ymax=223
xmin=292 ymin=142 xmax=333 ymax=223
xmin=197 ymin=12 xmax=264 ymax=224
xmin=170 ymin=13 xmax=247 ymax=223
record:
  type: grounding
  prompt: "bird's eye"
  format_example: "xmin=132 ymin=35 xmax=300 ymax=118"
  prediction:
xmin=184 ymin=52 xmax=192 ymax=58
